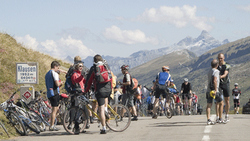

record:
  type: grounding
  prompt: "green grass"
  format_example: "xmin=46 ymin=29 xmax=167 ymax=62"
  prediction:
xmin=0 ymin=33 xmax=71 ymax=139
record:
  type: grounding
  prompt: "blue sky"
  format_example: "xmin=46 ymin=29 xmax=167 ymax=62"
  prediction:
xmin=1 ymin=0 xmax=250 ymax=59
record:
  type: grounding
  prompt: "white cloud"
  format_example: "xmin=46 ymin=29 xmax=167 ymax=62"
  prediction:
xmin=103 ymin=25 xmax=159 ymax=45
xmin=237 ymin=5 xmax=250 ymax=12
xmin=137 ymin=5 xmax=213 ymax=31
xmin=15 ymin=34 xmax=39 ymax=50
xmin=15 ymin=35 xmax=95 ymax=60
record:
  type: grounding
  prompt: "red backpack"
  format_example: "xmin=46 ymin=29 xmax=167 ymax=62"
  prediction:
xmin=95 ymin=64 xmax=112 ymax=83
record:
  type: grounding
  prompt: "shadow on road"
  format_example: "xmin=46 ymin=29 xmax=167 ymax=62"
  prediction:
xmin=149 ymin=121 xmax=205 ymax=128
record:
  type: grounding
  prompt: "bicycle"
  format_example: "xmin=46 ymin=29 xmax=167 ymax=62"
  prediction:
xmin=0 ymin=119 xmax=10 ymax=138
xmin=0 ymin=89 xmax=27 ymax=136
xmin=182 ymin=93 xmax=190 ymax=115
xmin=63 ymin=94 xmax=131 ymax=135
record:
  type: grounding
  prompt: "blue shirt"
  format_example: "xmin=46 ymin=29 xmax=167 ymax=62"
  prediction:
xmin=156 ymin=72 xmax=171 ymax=85
xmin=45 ymin=70 xmax=59 ymax=98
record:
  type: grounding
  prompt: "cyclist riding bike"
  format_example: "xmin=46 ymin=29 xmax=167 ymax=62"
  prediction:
xmin=180 ymin=78 xmax=192 ymax=115
xmin=191 ymin=92 xmax=198 ymax=114
xmin=152 ymin=66 xmax=171 ymax=119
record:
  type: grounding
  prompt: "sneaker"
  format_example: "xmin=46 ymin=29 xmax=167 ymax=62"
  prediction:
xmin=74 ymin=128 xmax=80 ymax=135
xmin=188 ymin=111 xmax=191 ymax=115
xmin=152 ymin=114 xmax=158 ymax=119
xmin=207 ymin=119 xmax=215 ymax=125
xmin=100 ymin=129 xmax=106 ymax=134
xmin=237 ymin=112 xmax=239 ymax=114
xmin=131 ymin=116 xmax=138 ymax=121
xmin=218 ymin=118 xmax=223 ymax=124
xmin=49 ymin=126 xmax=60 ymax=131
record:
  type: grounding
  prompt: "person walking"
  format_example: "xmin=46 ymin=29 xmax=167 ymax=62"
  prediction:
xmin=217 ymin=53 xmax=231 ymax=122
xmin=232 ymin=83 xmax=241 ymax=114
xmin=85 ymin=54 xmax=112 ymax=134
xmin=45 ymin=61 xmax=62 ymax=131
xmin=120 ymin=65 xmax=138 ymax=121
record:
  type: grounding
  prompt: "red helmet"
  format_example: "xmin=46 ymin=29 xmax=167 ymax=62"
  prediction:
xmin=121 ymin=65 xmax=129 ymax=70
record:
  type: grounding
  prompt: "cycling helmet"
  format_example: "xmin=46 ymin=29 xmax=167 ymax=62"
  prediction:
xmin=170 ymin=79 xmax=174 ymax=82
xmin=152 ymin=80 xmax=156 ymax=83
xmin=210 ymin=90 xmax=216 ymax=99
xmin=121 ymin=65 xmax=129 ymax=70
xmin=184 ymin=78 xmax=188 ymax=82
xmin=234 ymin=83 xmax=238 ymax=86
xmin=162 ymin=66 xmax=170 ymax=71
xmin=192 ymin=92 xmax=195 ymax=94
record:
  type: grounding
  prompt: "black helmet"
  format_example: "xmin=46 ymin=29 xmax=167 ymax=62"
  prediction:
xmin=121 ymin=65 xmax=129 ymax=70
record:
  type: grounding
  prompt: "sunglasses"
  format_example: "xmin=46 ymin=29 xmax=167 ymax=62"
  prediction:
xmin=79 ymin=65 xmax=83 ymax=67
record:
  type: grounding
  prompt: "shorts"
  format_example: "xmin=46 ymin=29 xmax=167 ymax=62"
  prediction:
xmin=48 ymin=94 xmax=60 ymax=107
xmin=122 ymin=93 xmax=134 ymax=108
xmin=206 ymin=92 xmax=223 ymax=103
xmin=182 ymin=93 xmax=191 ymax=100
xmin=155 ymin=84 xmax=168 ymax=99
xmin=234 ymin=99 xmax=240 ymax=108
xmin=219 ymin=83 xmax=230 ymax=97
xmin=96 ymin=92 xmax=110 ymax=106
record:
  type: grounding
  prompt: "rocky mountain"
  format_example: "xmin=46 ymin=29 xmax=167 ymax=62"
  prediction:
xmin=129 ymin=36 xmax=250 ymax=113
xmin=77 ymin=30 xmax=229 ymax=75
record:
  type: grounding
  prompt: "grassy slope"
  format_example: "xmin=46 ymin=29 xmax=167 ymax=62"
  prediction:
xmin=0 ymin=33 xmax=71 ymax=139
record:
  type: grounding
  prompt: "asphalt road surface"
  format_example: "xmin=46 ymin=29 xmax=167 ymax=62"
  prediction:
xmin=8 ymin=114 xmax=250 ymax=141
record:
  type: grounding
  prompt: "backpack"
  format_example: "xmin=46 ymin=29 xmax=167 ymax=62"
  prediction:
xmin=95 ymin=63 xmax=112 ymax=83
xmin=64 ymin=67 xmax=81 ymax=93
xmin=128 ymin=76 xmax=138 ymax=94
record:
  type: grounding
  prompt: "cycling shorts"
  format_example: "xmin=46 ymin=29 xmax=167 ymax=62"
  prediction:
xmin=155 ymin=84 xmax=168 ymax=99
xmin=182 ymin=93 xmax=191 ymax=100
xmin=96 ymin=92 xmax=110 ymax=106
xmin=219 ymin=83 xmax=230 ymax=97
xmin=48 ymin=94 xmax=60 ymax=107
xmin=234 ymin=99 xmax=240 ymax=108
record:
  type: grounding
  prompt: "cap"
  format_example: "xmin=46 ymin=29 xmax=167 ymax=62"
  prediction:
xmin=184 ymin=78 xmax=188 ymax=82
xmin=234 ymin=83 xmax=238 ymax=86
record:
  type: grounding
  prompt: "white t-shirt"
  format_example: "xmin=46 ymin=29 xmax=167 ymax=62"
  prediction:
xmin=51 ymin=70 xmax=59 ymax=81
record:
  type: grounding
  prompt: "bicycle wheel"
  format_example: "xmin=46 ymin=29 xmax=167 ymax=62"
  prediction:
xmin=23 ymin=119 xmax=40 ymax=134
xmin=62 ymin=107 xmax=87 ymax=135
xmin=106 ymin=104 xmax=131 ymax=132
xmin=28 ymin=110 xmax=46 ymax=132
xmin=7 ymin=111 xmax=27 ymax=136
xmin=0 ymin=120 xmax=10 ymax=138
xmin=39 ymin=106 xmax=57 ymax=126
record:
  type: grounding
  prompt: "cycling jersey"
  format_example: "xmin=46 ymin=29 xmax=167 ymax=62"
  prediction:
xmin=45 ymin=70 xmax=60 ymax=98
xmin=232 ymin=88 xmax=241 ymax=99
xmin=217 ymin=62 xmax=230 ymax=85
xmin=156 ymin=72 xmax=171 ymax=86
xmin=181 ymin=82 xmax=192 ymax=94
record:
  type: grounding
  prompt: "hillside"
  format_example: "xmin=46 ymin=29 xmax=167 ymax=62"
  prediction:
xmin=0 ymin=33 xmax=71 ymax=138
xmin=129 ymin=36 xmax=250 ymax=113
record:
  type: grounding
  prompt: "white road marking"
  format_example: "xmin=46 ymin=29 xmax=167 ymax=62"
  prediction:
xmin=202 ymin=115 xmax=216 ymax=141
xmin=202 ymin=135 xmax=210 ymax=141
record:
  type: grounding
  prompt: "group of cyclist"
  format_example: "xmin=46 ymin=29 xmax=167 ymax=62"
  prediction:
xmin=44 ymin=52 xmax=239 ymax=135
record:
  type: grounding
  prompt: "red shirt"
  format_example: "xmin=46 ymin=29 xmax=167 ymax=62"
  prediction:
xmin=71 ymin=70 xmax=86 ymax=93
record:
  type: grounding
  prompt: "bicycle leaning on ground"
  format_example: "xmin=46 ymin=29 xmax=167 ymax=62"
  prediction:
xmin=62 ymin=94 xmax=131 ymax=135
